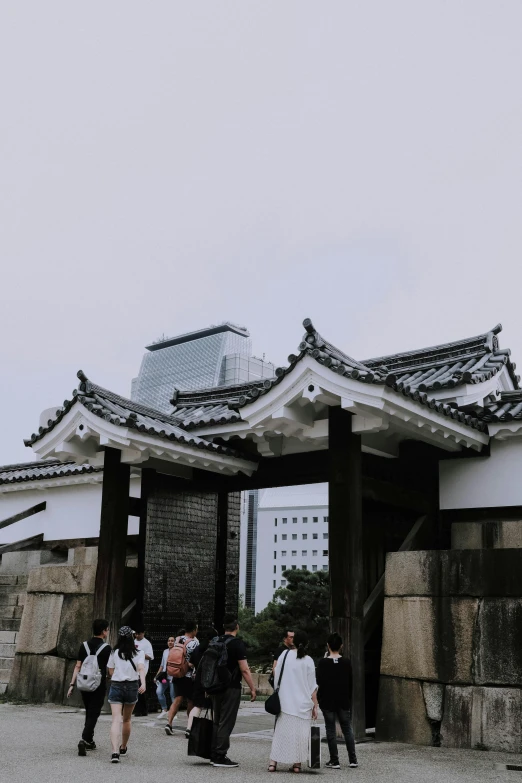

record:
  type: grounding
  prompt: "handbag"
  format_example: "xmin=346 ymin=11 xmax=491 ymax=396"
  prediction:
xmin=187 ymin=708 xmax=214 ymax=759
xmin=264 ymin=650 xmax=290 ymax=716
xmin=308 ymin=723 xmax=321 ymax=769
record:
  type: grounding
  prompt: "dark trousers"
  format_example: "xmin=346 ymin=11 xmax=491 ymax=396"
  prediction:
xmin=322 ymin=707 xmax=357 ymax=764
xmin=81 ymin=687 xmax=106 ymax=743
xmin=210 ymin=688 xmax=242 ymax=760
xmin=134 ymin=690 xmax=148 ymax=716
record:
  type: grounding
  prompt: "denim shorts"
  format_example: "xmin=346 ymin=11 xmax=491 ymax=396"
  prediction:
xmin=108 ymin=680 xmax=139 ymax=705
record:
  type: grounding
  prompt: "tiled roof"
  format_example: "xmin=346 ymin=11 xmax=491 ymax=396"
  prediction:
xmin=171 ymin=380 xmax=269 ymax=430
xmin=0 ymin=459 xmax=101 ymax=486
xmin=477 ymin=391 xmax=522 ymax=422
xmin=365 ymin=324 xmax=520 ymax=392
xmin=24 ymin=371 xmax=246 ymax=459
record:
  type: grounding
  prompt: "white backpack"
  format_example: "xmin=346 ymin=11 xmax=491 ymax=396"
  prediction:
xmin=77 ymin=641 xmax=109 ymax=692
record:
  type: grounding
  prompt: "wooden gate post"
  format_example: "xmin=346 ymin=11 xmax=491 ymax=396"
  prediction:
xmin=93 ymin=447 xmax=130 ymax=644
xmin=328 ymin=406 xmax=365 ymax=739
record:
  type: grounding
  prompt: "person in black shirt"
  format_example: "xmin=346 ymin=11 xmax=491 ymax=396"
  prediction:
xmin=316 ymin=633 xmax=358 ymax=769
xmin=68 ymin=618 xmax=111 ymax=756
xmin=270 ymin=629 xmax=295 ymax=686
xmin=209 ymin=614 xmax=257 ymax=768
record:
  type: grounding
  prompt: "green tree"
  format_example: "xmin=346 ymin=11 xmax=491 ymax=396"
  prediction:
xmin=244 ymin=569 xmax=330 ymax=666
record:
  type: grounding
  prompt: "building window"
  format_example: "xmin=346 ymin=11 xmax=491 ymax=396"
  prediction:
xmin=313 ymin=533 xmax=318 ymax=540
xmin=323 ymin=532 xmax=329 ymax=540
xmin=324 ymin=516 xmax=328 ymax=523
xmin=302 ymin=533 xmax=308 ymax=540
xmin=323 ymin=549 xmax=329 ymax=556
xmin=302 ymin=550 xmax=307 ymax=556
xmin=292 ymin=565 xmax=297 ymax=570
xmin=292 ymin=550 xmax=297 ymax=556
xmin=282 ymin=534 xmax=287 ymax=541
xmin=312 ymin=565 xmax=318 ymax=572
xmin=303 ymin=517 xmax=308 ymax=524
xmin=274 ymin=518 xmax=277 ymax=526
xmin=274 ymin=551 xmax=277 ymax=559
xmin=281 ymin=580 xmax=287 ymax=586
xmin=292 ymin=534 xmax=297 ymax=540
xmin=292 ymin=517 xmax=297 ymax=524
xmin=281 ymin=550 xmax=287 ymax=556
xmin=322 ymin=565 xmax=328 ymax=571
xmin=274 ymin=534 xmax=277 ymax=543
xmin=302 ymin=565 xmax=307 ymax=570
xmin=273 ymin=580 xmax=276 ymax=588
xmin=313 ymin=517 xmax=318 ymax=523
xmin=281 ymin=565 xmax=286 ymax=571
xmin=312 ymin=550 xmax=318 ymax=556
xmin=273 ymin=565 xmax=276 ymax=573
xmin=282 ymin=518 xmax=288 ymax=524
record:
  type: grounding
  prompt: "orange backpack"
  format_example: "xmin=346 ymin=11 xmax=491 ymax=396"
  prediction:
xmin=166 ymin=637 xmax=190 ymax=679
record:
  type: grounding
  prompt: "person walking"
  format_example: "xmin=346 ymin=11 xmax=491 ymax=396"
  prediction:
xmin=133 ymin=626 xmax=154 ymax=716
xmin=208 ymin=614 xmax=257 ymax=768
xmin=107 ymin=626 xmax=146 ymax=763
xmin=268 ymin=630 xmax=318 ymax=774
xmin=154 ymin=635 xmax=175 ymax=719
xmin=68 ymin=618 xmax=111 ymax=756
xmin=164 ymin=620 xmax=199 ymax=734
xmin=185 ymin=626 xmax=218 ymax=739
xmin=316 ymin=632 xmax=358 ymax=769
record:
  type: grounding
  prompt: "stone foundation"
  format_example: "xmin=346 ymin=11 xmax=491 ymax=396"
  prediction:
xmin=377 ymin=548 xmax=522 ymax=752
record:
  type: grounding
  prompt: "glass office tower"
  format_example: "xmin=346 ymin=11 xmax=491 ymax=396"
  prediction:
xmin=131 ymin=322 xmax=274 ymax=412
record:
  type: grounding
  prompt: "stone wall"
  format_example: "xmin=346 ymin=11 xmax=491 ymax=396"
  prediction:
xmin=7 ymin=549 xmax=97 ymax=704
xmin=376 ymin=549 xmax=522 ymax=751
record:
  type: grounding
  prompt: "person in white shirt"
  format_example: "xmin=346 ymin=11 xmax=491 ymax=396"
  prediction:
xmin=107 ymin=626 xmax=146 ymax=764
xmin=165 ymin=620 xmax=199 ymax=734
xmin=155 ymin=635 xmax=175 ymax=719
xmin=134 ymin=627 xmax=154 ymax=716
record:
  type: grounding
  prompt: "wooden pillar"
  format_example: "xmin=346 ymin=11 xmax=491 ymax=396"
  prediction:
xmin=328 ymin=406 xmax=365 ymax=739
xmin=136 ymin=468 xmax=155 ymax=621
xmin=93 ymin=448 xmax=130 ymax=644
xmin=214 ymin=491 xmax=228 ymax=633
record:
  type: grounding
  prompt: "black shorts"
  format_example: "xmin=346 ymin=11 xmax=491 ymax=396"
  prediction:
xmin=173 ymin=677 xmax=195 ymax=699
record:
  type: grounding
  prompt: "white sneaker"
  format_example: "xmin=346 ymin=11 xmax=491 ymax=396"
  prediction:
xmin=173 ymin=715 xmax=179 ymax=721
xmin=158 ymin=711 xmax=167 ymax=720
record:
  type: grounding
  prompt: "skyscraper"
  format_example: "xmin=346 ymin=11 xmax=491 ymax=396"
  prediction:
xmin=131 ymin=322 xmax=274 ymax=412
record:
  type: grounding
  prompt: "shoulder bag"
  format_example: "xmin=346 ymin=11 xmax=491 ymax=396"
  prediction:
xmin=265 ymin=649 xmax=290 ymax=716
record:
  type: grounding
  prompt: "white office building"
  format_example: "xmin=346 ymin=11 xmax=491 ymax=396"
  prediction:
xmin=254 ymin=484 xmax=329 ymax=611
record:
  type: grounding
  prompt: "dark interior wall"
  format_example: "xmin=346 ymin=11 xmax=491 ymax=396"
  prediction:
xmin=225 ymin=491 xmax=241 ymax=618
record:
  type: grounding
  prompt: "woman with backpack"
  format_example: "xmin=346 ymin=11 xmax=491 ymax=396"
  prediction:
xmin=268 ymin=630 xmax=318 ymax=773
xmin=184 ymin=626 xmax=218 ymax=739
xmin=107 ymin=625 xmax=146 ymax=763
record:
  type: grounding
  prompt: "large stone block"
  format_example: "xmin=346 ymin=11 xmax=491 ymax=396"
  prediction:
xmin=0 ymin=551 xmax=41 ymax=575
xmin=381 ymin=596 xmax=477 ymax=683
xmin=7 ymin=653 xmax=66 ymax=702
xmin=56 ymin=595 xmax=93 ymax=659
xmin=441 ymin=686 xmax=472 ymax=747
xmin=472 ymin=686 xmax=522 ymax=753
xmin=385 ymin=549 xmax=522 ymax=598
xmin=475 ymin=599 xmax=522 ymax=685
xmin=16 ymin=593 xmax=63 ymax=654
xmin=63 ymin=659 xmax=85 ymax=707
xmin=451 ymin=523 xmax=484 ymax=550
xmin=67 ymin=547 xmax=98 ymax=567
xmin=423 ymin=682 xmax=445 ymax=722
xmin=27 ymin=565 xmax=96 ymax=595
xmin=376 ymin=677 xmax=433 ymax=745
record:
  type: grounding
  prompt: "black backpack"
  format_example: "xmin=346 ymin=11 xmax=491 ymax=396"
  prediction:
xmin=199 ymin=635 xmax=236 ymax=695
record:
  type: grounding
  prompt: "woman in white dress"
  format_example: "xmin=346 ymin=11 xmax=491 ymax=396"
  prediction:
xmin=268 ymin=630 xmax=318 ymax=773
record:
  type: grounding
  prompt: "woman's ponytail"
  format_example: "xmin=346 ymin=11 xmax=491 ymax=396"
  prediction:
xmin=293 ymin=630 xmax=309 ymax=659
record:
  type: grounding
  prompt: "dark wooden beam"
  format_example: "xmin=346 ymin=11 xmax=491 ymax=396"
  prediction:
xmin=214 ymin=491 xmax=228 ymax=633
xmin=440 ymin=506 xmax=522 ymax=523
xmin=129 ymin=497 xmax=141 ymax=517
xmin=0 ymin=501 xmax=46 ymax=531
xmin=0 ymin=533 xmax=44 ymax=556
xmin=328 ymin=407 xmax=365 ymax=739
xmin=93 ymin=448 xmax=130 ymax=645
xmin=136 ymin=468 xmax=155 ymax=620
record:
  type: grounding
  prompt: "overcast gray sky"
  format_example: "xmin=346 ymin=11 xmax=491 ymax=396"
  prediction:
xmin=1 ymin=1 xmax=521 ymax=465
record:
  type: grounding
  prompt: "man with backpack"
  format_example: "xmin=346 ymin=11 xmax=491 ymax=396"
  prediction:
xmin=67 ymin=618 xmax=111 ymax=756
xmin=198 ymin=614 xmax=257 ymax=768
xmin=164 ymin=620 xmax=199 ymax=734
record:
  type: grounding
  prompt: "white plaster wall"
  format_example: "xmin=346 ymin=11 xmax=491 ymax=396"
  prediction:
xmin=0 ymin=476 xmax=141 ymax=544
xmin=440 ymin=438 xmax=522 ymax=509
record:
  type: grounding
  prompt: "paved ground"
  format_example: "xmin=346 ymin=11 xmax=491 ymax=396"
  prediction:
xmin=2 ymin=701 xmax=522 ymax=782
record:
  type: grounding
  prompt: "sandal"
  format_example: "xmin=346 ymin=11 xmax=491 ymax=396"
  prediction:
xmin=268 ymin=764 xmax=277 ymax=772
xmin=289 ymin=765 xmax=301 ymax=773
